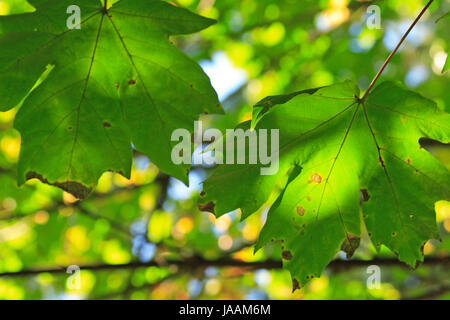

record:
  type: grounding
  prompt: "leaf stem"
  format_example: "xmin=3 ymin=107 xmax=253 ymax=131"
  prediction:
xmin=361 ymin=0 xmax=434 ymax=102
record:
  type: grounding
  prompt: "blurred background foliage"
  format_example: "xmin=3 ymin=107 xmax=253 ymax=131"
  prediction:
xmin=0 ymin=0 xmax=449 ymax=300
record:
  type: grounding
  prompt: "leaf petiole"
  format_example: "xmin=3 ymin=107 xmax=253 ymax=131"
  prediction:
xmin=361 ymin=0 xmax=435 ymax=102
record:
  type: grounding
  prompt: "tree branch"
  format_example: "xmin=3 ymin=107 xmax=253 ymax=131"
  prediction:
xmin=0 ymin=256 xmax=448 ymax=278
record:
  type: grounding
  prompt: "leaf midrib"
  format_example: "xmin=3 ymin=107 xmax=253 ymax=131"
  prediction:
xmin=66 ymin=10 xmax=106 ymax=184
xmin=361 ymin=102 xmax=405 ymax=232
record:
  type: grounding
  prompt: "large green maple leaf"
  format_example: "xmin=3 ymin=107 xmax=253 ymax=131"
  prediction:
xmin=0 ymin=0 xmax=220 ymax=198
xmin=200 ymin=81 xmax=450 ymax=288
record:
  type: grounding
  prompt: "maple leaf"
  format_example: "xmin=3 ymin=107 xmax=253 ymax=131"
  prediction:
xmin=200 ymin=81 xmax=450 ymax=287
xmin=0 ymin=0 xmax=220 ymax=198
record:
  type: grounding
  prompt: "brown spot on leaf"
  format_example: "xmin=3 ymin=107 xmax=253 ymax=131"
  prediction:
xmin=103 ymin=122 xmax=111 ymax=127
xmin=392 ymin=232 xmax=397 ymax=237
xmin=26 ymin=171 xmax=91 ymax=200
xmin=67 ymin=126 xmax=73 ymax=131
xmin=128 ymin=79 xmax=136 ymax=85
xmin=378 ymin=155 xmax=385 ymax=167
xmin=340 ymin=234 xmax=360 ymax=259
xmin=306 ymin=196 xmax=311 ymax=201
xmin=200 ymin=191 xmax=206 ymax=197
xmin=292 ymin=278 xmax=300 ymax=292
xmin=406 ymin=158 xmax=411 ymax=164
xmin=360 ymin=189 xmax=370 ymax=202
xmin=282 ymin=250 xmax=292 ymax=260
xmin=296 ymin=206 xmax=305 ymax=216
xmin=115 ymin=83 xmax=120 ymax=90
xmin=311 ymin=173 xmax=322 ymax=184
xmin=197 ymin=201 xmax=215 ymax=213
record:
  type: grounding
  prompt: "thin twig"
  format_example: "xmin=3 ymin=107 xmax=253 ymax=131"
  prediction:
xmin=361 ymin=0 xmax=434 ymax=101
